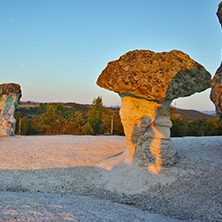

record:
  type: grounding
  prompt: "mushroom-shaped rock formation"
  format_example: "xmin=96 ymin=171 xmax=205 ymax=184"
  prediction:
xmin=97 ymin=50 xmax=211 ymax=174
xmin=0 ymin=83 xmax=22 ymax=136
xmin=210 ymin=2 xmax=222 ymax=126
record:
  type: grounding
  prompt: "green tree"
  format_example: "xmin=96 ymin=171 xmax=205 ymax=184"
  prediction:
xmin=170 ymin=106 xmax=189 ymax=137
xmin=64 ymin=111 xmax=85 ymax=135
xmin=81 ymin=122 xmax=93 ymax=135
xmin=14 ymin=111 xmax=21 ymax=134
xmin=102 ymin=109 xmax=113 ymax=134
xmin=35 ymin=104 xmax=68 ymax=135
xmin=188 ymin=116 xmax=209 ymax=136
xmin=113 ymin=111 xmax=124 ymax=135
xmin=171 ymin=117 xmax=189 ymax=137
xmin=88 ymin=97 xmax=105 ymax=135
xmin=37 ymin=103 xmax=47 ymax=115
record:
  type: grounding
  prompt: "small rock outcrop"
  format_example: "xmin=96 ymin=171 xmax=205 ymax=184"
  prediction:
xmin=0 ymin=83 xmax=22 ymax=136
xmin=210 ymin=2 xmax=222 ymax=126
xmin=97 ymin=50 xmax=211 ymax=174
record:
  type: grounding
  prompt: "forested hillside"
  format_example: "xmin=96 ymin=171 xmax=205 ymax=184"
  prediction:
xmin=174 ymin=107 xmax=214 ymax=120
xmin=15 ymin=99 xmax=222 ymax=137
xmin=15 ymin=98 xmax=124 ymax=136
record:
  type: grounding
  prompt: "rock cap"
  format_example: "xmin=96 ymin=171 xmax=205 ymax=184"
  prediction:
xmin=97 ymin=50 xmax=211 ymax=101
xmin=217 ymin=2 xmax=222 ymax=25
xmin=0 ymin=83 xmax=22 ymax=105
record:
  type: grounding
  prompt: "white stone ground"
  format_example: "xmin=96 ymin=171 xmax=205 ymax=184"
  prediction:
xmin=0 ymin=135 xmax=221 ymax=221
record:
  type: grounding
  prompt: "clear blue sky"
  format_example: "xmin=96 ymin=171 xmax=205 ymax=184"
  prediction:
xmin=1 ymin=0 xmax=221 ymax=111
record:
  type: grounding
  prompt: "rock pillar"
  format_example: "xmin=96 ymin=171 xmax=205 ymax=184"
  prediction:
xmin=119 ymin=96 xmax=177 ymax=174
xmin=97 ymin=49 xmax=211 ymax=172
xmin=210 ymin=2 xmax=222 ymax=126
xmin=0 ymin=83 xmax=22 ymax=136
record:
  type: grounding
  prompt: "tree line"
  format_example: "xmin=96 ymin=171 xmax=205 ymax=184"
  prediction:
xmin=170 ymin=106 xmax=222 ymax=137
xmin=14 ymin=97 xmax=124 ymax=136
xmin=14 ymin=97 xmax=222 ymax=137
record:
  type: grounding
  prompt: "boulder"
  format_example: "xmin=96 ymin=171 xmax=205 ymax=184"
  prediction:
xmin=210 ymin=2 xmax=222 ymax=126
xmin=97 ymin=50 xmax=211 ymax=174
xmin=0 ymin=83 xmax=22 ymax=136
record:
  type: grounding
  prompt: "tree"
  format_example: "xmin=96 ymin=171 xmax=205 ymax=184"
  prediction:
xmin=171 ymin=117 xmax=189 ymax=137
xmin=81 ymin=122 xmax=93 ymax=135
xmin=87 ymin=97 xmax=105 ymax=135
xmin=64 ymin=111 xmax=85 ymax=135
xmin=102 ymin=109 xmax=113 ymax=134
xmin=14 ymin=111 xmax=21 ymax=134
xmin=170 ymin=105 xmax=189 ymax=137
xmin=188 ymin=116 xmax=209 ymax=136
xmin=35 ymin=104 xmax=65 ymax=134
xmin=113 ymin=111 xmax=124 ymax=135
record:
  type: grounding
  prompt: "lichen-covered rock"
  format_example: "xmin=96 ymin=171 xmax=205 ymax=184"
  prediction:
xmin=217 ymin=2 xmax=222 ymax=26
xmin=97 ymin=50 xmax=211 ymax=101
xmin=210 ymin=2 xmax=222 ymax=126
xmin=211 ymin=66 xmax=222 ymax=126
xmin=97 ymin=50 xmax=211 ymax=173
xmin=0 ymin=83 xmax=22 ymax=136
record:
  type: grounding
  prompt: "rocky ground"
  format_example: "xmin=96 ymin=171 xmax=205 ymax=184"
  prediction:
xmin=0 ymin=135 xmax=221 ymax=221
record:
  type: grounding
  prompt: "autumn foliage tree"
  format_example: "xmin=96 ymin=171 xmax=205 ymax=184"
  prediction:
xmin=15 ymin=97 xmax=123 ymax=136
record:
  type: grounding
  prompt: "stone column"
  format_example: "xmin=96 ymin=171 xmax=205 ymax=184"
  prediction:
xmin=97 ymin=49 xmax=211 ymax=172
xmin=210 ymin=2 xmax=222 ymax=126
xmin=0 ymin=83 xmax=22 ymax=136
xmin=120 ymin=96 xmax=177 ymax=174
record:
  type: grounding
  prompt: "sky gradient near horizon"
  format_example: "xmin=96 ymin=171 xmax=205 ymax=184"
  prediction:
xmin=1 ymin=0 xmax=222 ymax=111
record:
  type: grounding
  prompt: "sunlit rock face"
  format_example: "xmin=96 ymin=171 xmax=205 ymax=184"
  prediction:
xmin=210 ymin=2 xmax=222 ymax=126
xmin=97 ymin=50 xmax=211 ymax=173
xmin=119 ymin=97 xmax=178 ymax=174
xmin=0 ymin=83 xmax=22 ymax=136
xmin=97 ymin=50 xmax=211 ymax=101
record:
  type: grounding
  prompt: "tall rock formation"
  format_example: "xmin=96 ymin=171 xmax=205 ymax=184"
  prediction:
xmin=210 ymin=2 xmax=222 ymax=126
xmin=97 ymin=50 xmax=211 ymax=174
xmin=0 ymin=83 xmax=22 ymax=136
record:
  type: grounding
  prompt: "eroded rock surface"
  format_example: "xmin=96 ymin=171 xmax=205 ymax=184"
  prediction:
xmin=97 ymin=50 xmax=211 ymax=173
xmin=0 ymin=83 xmax=22 ymax=136
xmin=210 ymin=2 xmax=222 ymax=126
xmin=97 ymin=50 xmax=211 ymax=101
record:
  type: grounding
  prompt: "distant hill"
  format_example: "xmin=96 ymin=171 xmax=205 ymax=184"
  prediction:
xmin=19 ymin=101 xmax=92 ymax=109
xmin=175 ymin=108 xmax=215 ymax=121
xmin=200 ymin=110 xmax=216 ymax=115
xmin=18 ymin=101 xmax=119 ymax=112
xmin=17 ymin=101 xmax=94 ymax=118
xmin=63 ymin=102 xmax=92 ymax=112
xmin=18 ymin=101 xmax=216 ymax=121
